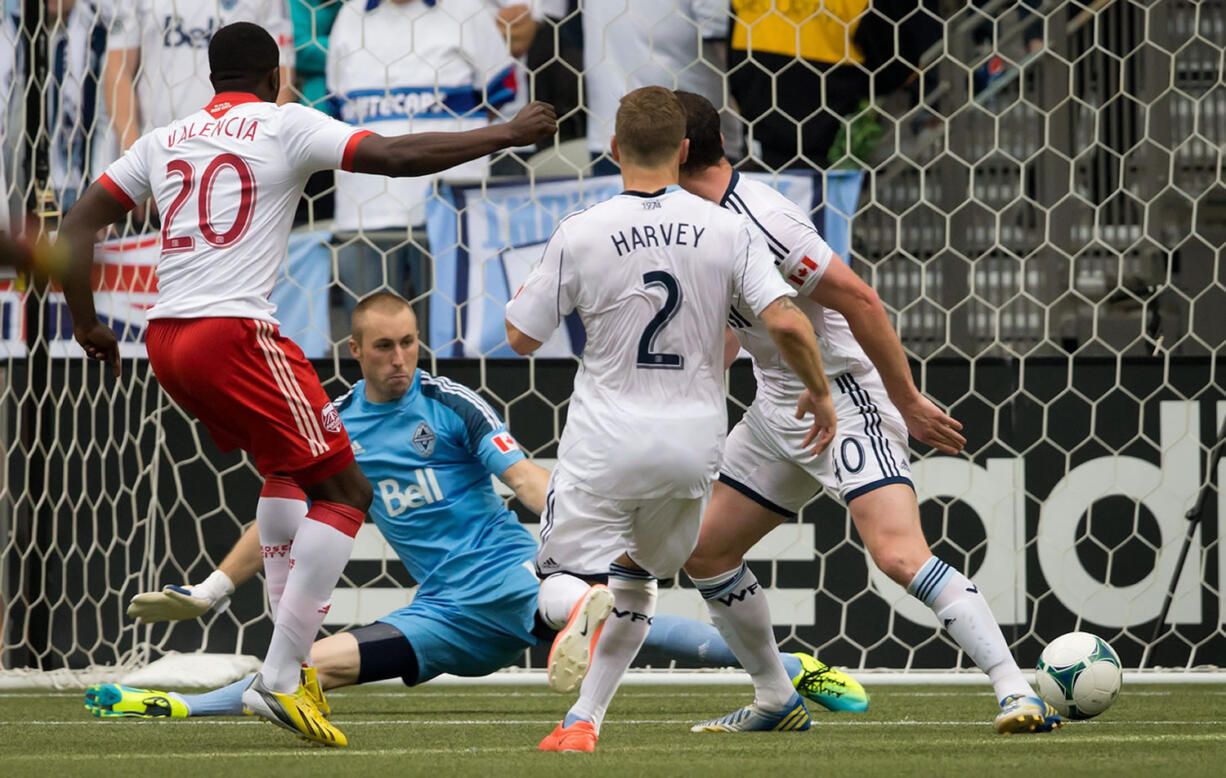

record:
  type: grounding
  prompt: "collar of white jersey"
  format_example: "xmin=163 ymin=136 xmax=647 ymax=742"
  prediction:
xmin=719 ymin=170 xmax=741 ymax=206
xmin=204 ymin=92 xmax=263 ymax=119
xmin=619 ymin=185 xmax=681 ymax=198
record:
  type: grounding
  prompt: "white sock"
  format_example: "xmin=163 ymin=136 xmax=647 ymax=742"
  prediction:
xmin=260 ymin=501 xmax=361 ymax=693
xmin=565 ymin=571 xmax=657 ymax=733
xmin=256 ymin=476 xmax=307 ymax=619
xmin=691 ymin=562 xmax=795 ymax=711
xmin=538 ymin=573 xmax=592 ymax=630
xmin=908 ymin=556 xmax=1033 ymax=702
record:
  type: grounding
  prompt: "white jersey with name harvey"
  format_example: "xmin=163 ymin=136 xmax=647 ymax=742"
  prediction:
xmin=723 ymin=172 xmax=874 ymax=407
xmin=99 ymin=94 xmax=371 ymax=322
xmin=506 ymin=186 xmax=795 ymax=500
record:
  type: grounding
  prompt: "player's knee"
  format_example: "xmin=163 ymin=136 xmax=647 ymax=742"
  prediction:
xmin=684 ymin=545 xmax=743 ymax=580
xmin=874 ymin=550 xmax=924 ymax=587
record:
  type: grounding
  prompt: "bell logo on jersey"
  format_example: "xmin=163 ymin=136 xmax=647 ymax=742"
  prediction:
xmin=321 ymin=402 xmax=342 ymax=434
xmin=787 ymin=256 xmax=819 ymax=286
xmin=492 ymin=432 xmax=519 ymax=453
xmin=160 ymin=15 xmax=217 ymax=49
xmin=378 ymin=469 xmax=445 ymax=516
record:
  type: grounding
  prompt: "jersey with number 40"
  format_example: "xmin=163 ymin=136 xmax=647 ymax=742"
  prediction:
xmin=506 ymin=186 xmax=795 ymax=501
xmin=98 ymin=92 xmax=371 ymax=323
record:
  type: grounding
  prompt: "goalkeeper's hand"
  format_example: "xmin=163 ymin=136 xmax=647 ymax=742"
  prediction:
xmin=127 ymin=570 xmax=235 ymax=623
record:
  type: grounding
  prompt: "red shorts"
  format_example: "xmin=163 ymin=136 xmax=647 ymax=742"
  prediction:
xmin=145 ymin=318 xmax=353 ymax=486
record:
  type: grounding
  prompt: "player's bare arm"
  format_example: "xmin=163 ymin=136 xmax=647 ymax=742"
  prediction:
xmin=128 ymin=523 xmax=259 ymax=623
xmin=57 ymin=182 xmax=136 ymax=376
xmin=505 ymin=320 xmax=543 ymax=355
xmin=127 ymin=459 xmax=551 ymax=622
xmin=808 ymin=258 xmax=966 ymax=455
xmin=276 ymin=65 xmax=295 ymax=105
xmin=351 ymin=101 xmax=557 ymax=178
xmin=497 ymin=4 xmax=537 ymax=58
xmin=102 ymin=47 xmax=142 ymax=152
xmin=758 ymin=295 xmax=836 ymax=455
xmin=723 ymin=326 xmax=741 ymax=370
xmin=499 ymin=459 xmax=550 ymax=515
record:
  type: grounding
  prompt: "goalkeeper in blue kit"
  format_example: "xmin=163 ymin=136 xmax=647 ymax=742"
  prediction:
xmin=85 ymin=293 xmax=867 ymax=724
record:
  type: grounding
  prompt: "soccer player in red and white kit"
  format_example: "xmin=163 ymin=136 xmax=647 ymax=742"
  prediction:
xmin=55 ymin=22 xmax=556 ymax=748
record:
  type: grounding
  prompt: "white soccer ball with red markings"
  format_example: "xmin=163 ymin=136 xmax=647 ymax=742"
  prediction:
xmin=1035 ymin=631 xmax=1122 ymax=719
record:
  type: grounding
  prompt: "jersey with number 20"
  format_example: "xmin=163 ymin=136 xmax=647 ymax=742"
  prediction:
xmin=98 ymin=92 xmax=371 ymax=323
xmin=506 ymin=186 xmax=795 ymax=500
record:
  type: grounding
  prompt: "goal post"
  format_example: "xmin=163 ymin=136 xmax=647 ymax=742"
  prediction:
xmin=1 ymin=1 xmax=1224 ymax=687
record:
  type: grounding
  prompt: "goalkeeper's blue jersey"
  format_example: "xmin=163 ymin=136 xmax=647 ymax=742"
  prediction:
xmin=334 ymin=370 xmax=535 ymax=600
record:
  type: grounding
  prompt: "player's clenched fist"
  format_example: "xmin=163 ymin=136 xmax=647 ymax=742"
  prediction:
xmin=796 ymin=387 xmax=838 ymax=456
xmin=507 ymin=101 xmax=558 ymax=146
xmin=74 ymin=321 xmax=121 ymax=377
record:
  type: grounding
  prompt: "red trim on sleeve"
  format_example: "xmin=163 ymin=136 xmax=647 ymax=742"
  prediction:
xmin=341 ymin=130 xmax=375 ymax=172
xmin=98 ymin=173 xmax=137 ymax=211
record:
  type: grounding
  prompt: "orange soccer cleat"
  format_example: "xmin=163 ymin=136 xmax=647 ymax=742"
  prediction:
xmin=539 ymin=719 xmax=598 ymax=753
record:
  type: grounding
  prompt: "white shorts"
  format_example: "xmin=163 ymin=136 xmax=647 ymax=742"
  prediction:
xmin=535 ymin=467 xmax=710 ymax=580
xmin=719 ymin=370 xmax=914 ymax=516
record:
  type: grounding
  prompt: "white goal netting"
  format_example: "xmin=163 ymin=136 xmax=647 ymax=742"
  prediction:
xmin=0 ymin=0 xmax=1223 ymax=687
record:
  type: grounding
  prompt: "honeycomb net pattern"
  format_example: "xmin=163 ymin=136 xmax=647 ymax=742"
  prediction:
xmin=0 ymin=1 xmax=1223 ymax=681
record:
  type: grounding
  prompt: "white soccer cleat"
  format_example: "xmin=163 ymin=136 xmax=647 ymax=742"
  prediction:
xmin=546 ymin=584 xmax=615 ymax=693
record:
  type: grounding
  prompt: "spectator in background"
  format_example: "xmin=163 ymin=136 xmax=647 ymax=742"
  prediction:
xmin=326 ymin=0 xmax=517 ymax=326
xmin=47 ymin=0 xmax=119 ymax=209
xmin=728 ymin=0 xmax=868 ymax=171
xmin=729 ymin=0 xmax=939 ymax=171
xmin=102 ymin=0 xmax=296 ymax=156
xmin=290 ymin=0 xmax=341 ymax=114
xmin=583 ymin=0 xmax=731 ymax=175
xmin=487 ymin=0 xmax=567 ymax=175
xmin=0 ymin=8 xmax=17 ymax=236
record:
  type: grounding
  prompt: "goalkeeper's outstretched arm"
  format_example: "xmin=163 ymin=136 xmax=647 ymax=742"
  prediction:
xmin=127 ymin=523 xmax=262 ymax=623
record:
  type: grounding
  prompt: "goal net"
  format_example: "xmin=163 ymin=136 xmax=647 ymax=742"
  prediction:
xmin=1 ymin=1 xmax=1223 ymax=688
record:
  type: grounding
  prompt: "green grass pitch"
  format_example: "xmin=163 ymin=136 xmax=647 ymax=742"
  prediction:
xmin=1 ymin=683 xmax=1223 ymax=776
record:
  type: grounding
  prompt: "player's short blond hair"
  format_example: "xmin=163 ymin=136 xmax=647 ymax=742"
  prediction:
xmin=615 ymin=86 xmax=687 ymax=167
xmin=351 ymin=292 xmax=415 ymax=343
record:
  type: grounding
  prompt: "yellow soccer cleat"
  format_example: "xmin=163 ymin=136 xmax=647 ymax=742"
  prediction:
xmin=790 ymin=653 xmax=870 ymax=712
xmin=241 ymin=673 xmax=347 ymax=747
xmin=84 ymin=683 xmax=189 ymax=719
xmin=301 ymin=665 xmax=331 ymax=718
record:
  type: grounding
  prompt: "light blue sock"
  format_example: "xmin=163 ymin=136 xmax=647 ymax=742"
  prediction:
xmin=177 ymin=676 xmax=252 ymax=717
xmin=644 ymin=613 xmax=803 ymax=678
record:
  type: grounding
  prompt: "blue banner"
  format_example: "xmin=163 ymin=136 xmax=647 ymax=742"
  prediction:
xmin=424 ymin=171 xmax=863 ymax=357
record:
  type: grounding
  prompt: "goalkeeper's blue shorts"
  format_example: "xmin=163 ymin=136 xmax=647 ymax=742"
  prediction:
xmin=375 ymin=559 xmax=542 ymax=684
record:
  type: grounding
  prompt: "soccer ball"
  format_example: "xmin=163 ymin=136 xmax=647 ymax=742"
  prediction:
xmin=1035 ymin=631 xmax=1122 ymax=719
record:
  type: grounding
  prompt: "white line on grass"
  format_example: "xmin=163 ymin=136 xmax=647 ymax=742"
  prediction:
xmin=4 ymin=690 xmax=1224 ymax=700
xmin=7 ymin=718 xmax=1225 ymax=727
xmin=2 ymin=732 xmax=1224 ymax=762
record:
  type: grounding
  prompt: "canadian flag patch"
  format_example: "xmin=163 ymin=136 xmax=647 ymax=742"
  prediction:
xmin=788 ymin=255 xmax=820 ymax=286
xmin=492 ymin=432 xmax=519 ymax=453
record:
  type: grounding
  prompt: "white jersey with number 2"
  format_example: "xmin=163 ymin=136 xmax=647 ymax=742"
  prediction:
xmin=506 ymin=186 xmax=795 ymax=500
xmin=99 ymin=93 xmax=371 ymax=323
